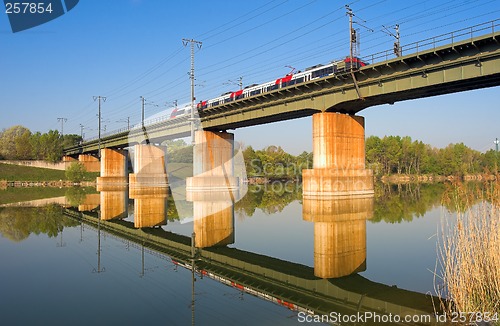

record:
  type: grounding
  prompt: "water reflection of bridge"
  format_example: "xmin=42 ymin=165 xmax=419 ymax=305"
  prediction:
xmin=63 ymin=191 xmax=438 ymax=323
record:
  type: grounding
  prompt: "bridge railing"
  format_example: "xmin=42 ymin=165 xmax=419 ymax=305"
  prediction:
xmin=84 ymin=113 xmax=176 ymax=142
xmin=362 ymin=19 xmax=499 ymax=64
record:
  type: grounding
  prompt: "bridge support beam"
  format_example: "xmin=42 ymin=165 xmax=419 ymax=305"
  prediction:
xmin=186 ymin=130 xmax=238 ymax=191
xmin=303 ymin=113 xmax=373 ymax=198
xmin=96 ymin=149 xmax=128 ymax=185
xmin=129 ymin=144 xmax=168 ymax=187
xmin=303 ymin=196 xmax=373 ymax=278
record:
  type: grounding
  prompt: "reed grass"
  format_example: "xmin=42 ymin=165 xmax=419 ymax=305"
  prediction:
xmin=436 ymin=180 xmax=500 ymax=324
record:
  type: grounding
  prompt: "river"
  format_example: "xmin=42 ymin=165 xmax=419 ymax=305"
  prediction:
xmin=0 ymin=182 xmax=481 ymax=325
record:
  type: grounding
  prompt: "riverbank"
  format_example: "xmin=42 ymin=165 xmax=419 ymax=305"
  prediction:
xmin=380 ymin=173 xmax=497 ymax=184
xmin=0 ymin=162 xmax=98 ymax=186
xmin=246 ymin=173 xmax=497 ymax=185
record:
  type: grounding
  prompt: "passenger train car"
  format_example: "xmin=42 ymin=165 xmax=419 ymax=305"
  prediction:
xmin=170 ymin=56 xmax=367 ymax=119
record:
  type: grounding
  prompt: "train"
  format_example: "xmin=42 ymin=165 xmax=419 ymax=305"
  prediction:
xmin=170 ymin=56 xmax=367 ymax=119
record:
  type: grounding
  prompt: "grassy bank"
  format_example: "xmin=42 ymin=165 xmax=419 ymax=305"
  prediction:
xmin=0 ymin=162 xmax=98 ymax=182
xmin=437 ymin=181 xmax=500 ymax=324
xmin=0 ymin=187 xmax=69 ymax=205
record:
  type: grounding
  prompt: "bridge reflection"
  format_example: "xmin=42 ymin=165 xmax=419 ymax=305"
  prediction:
xmin=61 ymin=185 xmax=438 ymax=324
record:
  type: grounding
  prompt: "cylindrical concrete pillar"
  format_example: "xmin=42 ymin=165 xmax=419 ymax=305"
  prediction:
xmin=193 ymin=130 xmax=234 ymax=177
xmin=129 ymin=144 xmax=168 ymax=186
xmin=78 ymin=154 xmax=100 ymax=172
xmin=187 ymin=130 xmax=238 ymax=191
xmin=303 ymin=112 xmax=373 ymax=198
xmin=97 ymin=149 xmax=128 ymax=184
xmin=312 ymin=113 xmax=365 ymax=170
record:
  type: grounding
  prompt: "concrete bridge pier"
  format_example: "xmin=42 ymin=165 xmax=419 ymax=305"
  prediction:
xmin=185 ymin=130 xmax=239 ymax=248
xmin=130 ymin=186 xmax=168 ymax=228
xmin=129 ymin=144 xmax=168 ymax=187
xmin=186 ymin=130 xmax=239 ymax=192
xmin=63 ymin=155 xmax=100 ymax=173
xmin=187 ymin=190 xmax=236 ymax=248
xmin=302 ymin=113 xmax=374 ymax=198
xmin=78 ymin=154 xmax=100 ymax=173
xmin=96 ymin=149 xmax=128 ymax=185
xmin=303 ymin=196 xmax=373 ymax=278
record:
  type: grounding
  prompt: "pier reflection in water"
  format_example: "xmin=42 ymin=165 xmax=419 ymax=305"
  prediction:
xmin=129 ymin=186 xmax=167 ymax=228
xmin=0 ymin=182 xmax=451 ymax=325
xmin=303 ymin=196 xmax=373 ymax=278
xmin=188 ymin=189 xmax=236 ymax=248
xmin=96 ymin=184 xmax=128 ymax=221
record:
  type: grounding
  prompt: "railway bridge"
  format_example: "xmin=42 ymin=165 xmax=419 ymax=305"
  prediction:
xmin=64 ymin=22 xmax=500 ymax=197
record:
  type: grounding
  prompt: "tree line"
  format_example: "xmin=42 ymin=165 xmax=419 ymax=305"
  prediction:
xmin=2 ymin=124 xmax=497 ymax=178
xmin=0 ymin=125 xmax=81 ymax=162
xmin=366 ymin=135 xmax=499 ymax=177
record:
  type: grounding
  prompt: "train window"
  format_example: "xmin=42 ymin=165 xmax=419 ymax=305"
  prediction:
xmin=271 ymin=85 xmax=279 ymax=91
xmin=295 ymin=77 xmax=304 ymax=83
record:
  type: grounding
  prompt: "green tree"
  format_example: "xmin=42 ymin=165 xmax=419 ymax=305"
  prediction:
xmin=62 ymin=134 xmax=83 ymax=149
xmin=65 ymin=162 xmax=87 ymax=182
xmin=0 ymin=125 xmax=32 ymax=159
xmin=482 ymin=150 xmax=500 ymax=173
xmin=40 ymin=130 xmax=62 ymax=162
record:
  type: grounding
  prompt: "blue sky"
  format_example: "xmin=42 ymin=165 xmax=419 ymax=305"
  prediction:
xmin=1 ymin=0 xmax=499 ymax=154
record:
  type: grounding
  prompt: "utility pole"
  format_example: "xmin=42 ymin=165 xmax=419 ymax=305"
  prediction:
xmin=57 ymin=117 xmax=67 ymax=137
xmin=345 ymin=4 xmax=372 ymax=64
xmin=383 ymin=24 xmax=401 ymax=57
xmin=182 ymin=38 xmax=202 ymax=144
xmin=346 ymin=5 xmax=355 ymax=67
xmin=79 ymin=124 xmax=84 ymax=140
xmin=495 ymin=138 xmax=499 ymax=152
xmin=93 ymin=96 xmax=106 ymax=159
xmin=140 ymin=96 xmax=145 ymax=127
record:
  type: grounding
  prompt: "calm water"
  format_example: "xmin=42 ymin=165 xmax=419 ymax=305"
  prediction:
xmin=0 ymin=183 xmax=465 ymax=325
